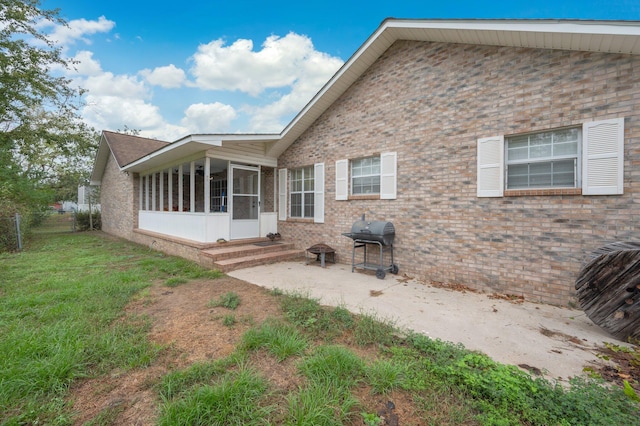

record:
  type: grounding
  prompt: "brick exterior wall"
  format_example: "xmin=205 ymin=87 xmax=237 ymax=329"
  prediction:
xmin=277 ymin=40 xmax=640 ymax=306
xmin=100 ymin=153 xmax=137 ymax=239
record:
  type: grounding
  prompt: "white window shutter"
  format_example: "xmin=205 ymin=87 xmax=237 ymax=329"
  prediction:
xmin=314 ymin=163 xmax=325 ymax=223
xmin=582 ymin=118 xmax=624 ymax=195
xmin=278 ymin=168 xmax=287 ymax=221
xmin=335 ymin=159 xmax=348 ymax=200
xmin=380 ymin=152 xmax=397 ymax=200
xmin=477 ymin=136 xmax=504 ymax=197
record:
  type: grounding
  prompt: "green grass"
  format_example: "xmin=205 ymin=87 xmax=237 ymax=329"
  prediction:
xmin=158 ymin=366 xmax=272 ymax=425
xmin=0 ymin=219 xmax=223 ymax=425
xmin=1 ymin=217 xmax=639 ymax=425
xmin=285 ymin=382 xmax=358 ymax=425
xmin=241 ymin=319 xmax=308 ymax=361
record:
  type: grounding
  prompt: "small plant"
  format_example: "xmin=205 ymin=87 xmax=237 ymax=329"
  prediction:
xmin=165 ymin=277 xmax=188 ymax=287
xmin=269 ymin=287 xmax=284 ymax=296
xmin=208 ymin=292 xmax=240 ymax=310
xmin=222 ymin=314 xmax=236 ymax=327
xmin=361 ymin=411 xmax=383 ymax=426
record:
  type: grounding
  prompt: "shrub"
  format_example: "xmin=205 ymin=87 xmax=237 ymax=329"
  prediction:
xmin=75 ymin=211 xmax=101 ymax=231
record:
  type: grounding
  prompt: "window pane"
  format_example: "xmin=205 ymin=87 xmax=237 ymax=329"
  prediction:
xmin=553 ymin=141 xmax=578 ymax=156
xmin=352 ymin=157 xmax=380 ymax=194
xmin=304 ymin=193 xmax=314 ymax=218
xmin=290 ymin=193 xmax=301 ymax=217
xmin=529 ymin=162 xmax=552 ymax=187
xmin=554 ymin=128 xmax=580 ymax=143
xmin=507 ymin=164 xmax=530 ymax=189
xmin=303 ymin=166 xmax=314 ymax=191
xmin=529 ymin=133 xmax=552 ymax=159
xmin=506 ymin=127 xmax=579 ymax=189
xmin=552 ymin=160 xmax=575 ymax=186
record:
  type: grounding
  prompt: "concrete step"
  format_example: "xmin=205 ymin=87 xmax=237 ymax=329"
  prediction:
xmin=213 ymin=249 xmax=304 ymax=272
xmin=201 ymin=241 xmax=296 ymax=261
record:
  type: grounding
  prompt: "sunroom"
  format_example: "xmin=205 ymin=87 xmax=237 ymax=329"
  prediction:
xmin=122 ymin=134 xmax=280 ymax=243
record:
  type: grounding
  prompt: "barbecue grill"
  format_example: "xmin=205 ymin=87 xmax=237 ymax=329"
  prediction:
xmin=343 ymin=216 xmax=398 ymax=279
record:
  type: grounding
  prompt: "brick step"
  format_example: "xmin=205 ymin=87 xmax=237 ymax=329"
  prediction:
xmin=201 ymin=241 xmax=296 ymax=261
xmin=213 ymin=249 xmax=304 ymax=272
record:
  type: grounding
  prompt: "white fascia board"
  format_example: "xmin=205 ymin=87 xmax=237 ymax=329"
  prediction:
xmin=173 ymin=133 xmax=280 ymax=144
xmin=89 ymin=134 xmax=110 ymax=185
xmin=385 ymin=19 xmax=640 ymax=37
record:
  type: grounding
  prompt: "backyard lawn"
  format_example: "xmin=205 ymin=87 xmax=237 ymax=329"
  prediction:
xmin=0 ymin=214 xmax=638 ymax=425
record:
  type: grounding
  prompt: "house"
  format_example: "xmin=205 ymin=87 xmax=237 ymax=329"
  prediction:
xmin=91 ymin=19 xmax=640 ymax=306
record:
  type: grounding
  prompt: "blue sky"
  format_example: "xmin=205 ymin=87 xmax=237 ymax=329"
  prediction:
xmin=40 ymin=0 xmax=640 ymax=141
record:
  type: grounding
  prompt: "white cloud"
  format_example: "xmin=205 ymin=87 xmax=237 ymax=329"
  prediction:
xmin=69 ymin=50 xmax=103 ymax=76
xmin=190 ymin=32 xmax=342 ymax=97
xmin=40 ymin=16 xmax=115 ymax=48
xmin=140 ymin=64 xmax=187 ymax=88
xmin=247 ymin=45 xmax=344 ymax=132
xmin=181 ymin=102 xmax=238 ymax=133
xmin=82 ymin=95 xmax=164 ymax=131
xmin=83 ymin=72 xmax=149 ymax=99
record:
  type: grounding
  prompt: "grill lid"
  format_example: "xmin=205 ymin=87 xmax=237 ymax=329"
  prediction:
xmin=344 ymin=219 xmax=395 ymax=245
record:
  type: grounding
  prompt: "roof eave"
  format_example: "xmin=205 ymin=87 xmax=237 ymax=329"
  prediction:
xmin=89 ymin=133 xmax=111 ymax=185
xmin=267 ymin=18 xmax=640 ymax=157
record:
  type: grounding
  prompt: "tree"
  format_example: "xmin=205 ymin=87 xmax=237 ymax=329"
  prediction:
xmin=0 ymin=0 xmax=97 ymax=249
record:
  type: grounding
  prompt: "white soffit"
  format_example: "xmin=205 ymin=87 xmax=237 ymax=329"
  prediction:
xmin=122 ymin=139 xmax=222 ymax=173
xmin=122 ymin=134 xmax=280 ymax=173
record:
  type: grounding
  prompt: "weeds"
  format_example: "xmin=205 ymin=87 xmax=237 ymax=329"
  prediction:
xmin=158 ymin=366 xmax=272 ymax=425
xmin=241 ymin=320 xmax=307 ymax=361
xmin=298 ymin=345 xmax=365 ymax=388
xmin=285 ymin=382 xmax=358 ymax=425
xmin=209 ymin=292 xmax=241 ymax=310
xmin=222 ymin=314 xmax=236 ymax=327
xmin=354 ymin=310 xmax=398 ymax=346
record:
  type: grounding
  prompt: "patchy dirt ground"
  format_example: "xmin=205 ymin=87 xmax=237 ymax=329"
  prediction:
xmin=68 ymin=276 xmax=639 ymax=425
xmin=70 ymin=277 xmax=284 ymax=425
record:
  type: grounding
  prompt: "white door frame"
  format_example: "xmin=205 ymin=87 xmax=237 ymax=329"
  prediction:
xmin=229 ymin=164 xmax=260 ymax=240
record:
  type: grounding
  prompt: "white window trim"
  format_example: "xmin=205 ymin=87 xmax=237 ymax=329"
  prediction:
xmin=336 ymin=152 xmax=397 ymax=200
xmin=505 ymin=128 xmax=581 ymax=190
xmin=351 ymin=156 xmax=381 ymax=196
xmin=289 ymin=166 xmax=315 ymax=219
xmin=477 ymin=117 xmax=624 ymax=197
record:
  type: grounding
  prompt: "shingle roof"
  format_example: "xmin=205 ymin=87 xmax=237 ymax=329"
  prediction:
xmin=102 ymin=131 xmax=170 ymax=167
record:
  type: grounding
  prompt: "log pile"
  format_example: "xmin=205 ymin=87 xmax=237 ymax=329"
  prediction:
xmin=575 ymin=242 xmax=640 ymax=341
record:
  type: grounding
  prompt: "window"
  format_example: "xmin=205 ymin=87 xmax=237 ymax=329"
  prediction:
xmin=506 ymin=128 xmax=580 ymax=189
xmin=477 ymin=118 xmax=624 ymax=197
xmin=335 ymin=152 xmax=397 ymax=200
xmin=351 ymin=157 xmax=381 ymax=195
xmin=290 ymin=166 xmax=314 ymax=218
